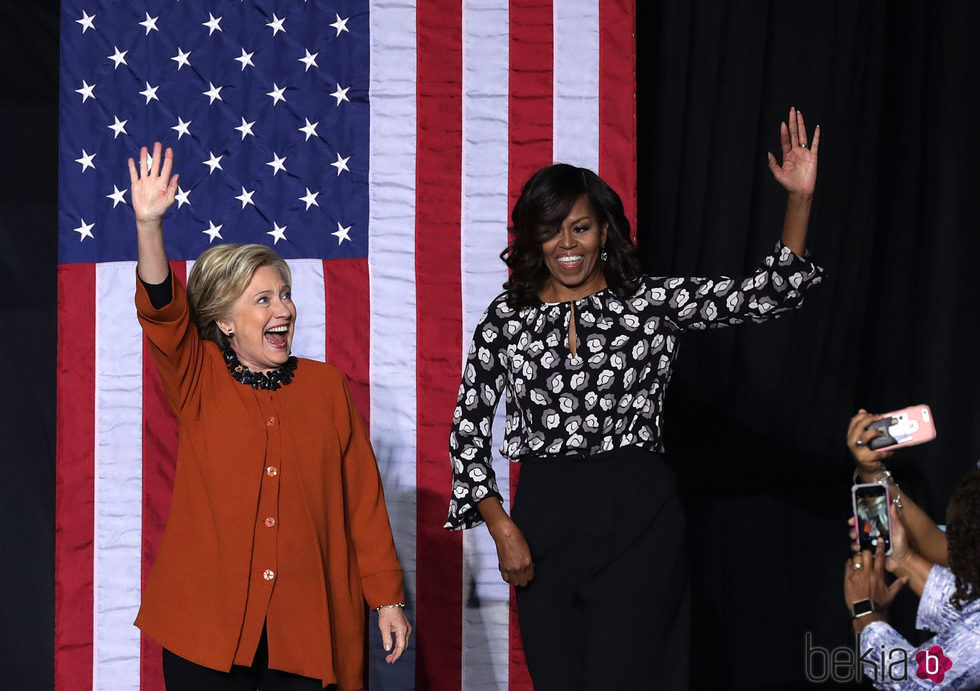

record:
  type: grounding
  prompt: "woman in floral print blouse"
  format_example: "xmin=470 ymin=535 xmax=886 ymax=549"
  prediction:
xmin=445 ymin=108 xmax=823 ymax=689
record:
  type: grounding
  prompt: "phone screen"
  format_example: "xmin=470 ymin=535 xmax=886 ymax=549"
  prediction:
xmin=853 ymin=484 xmax=891 ymax=553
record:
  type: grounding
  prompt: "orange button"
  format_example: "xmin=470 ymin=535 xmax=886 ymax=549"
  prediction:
xmin=265 ymin=466 xmax=278 ymax=477
xmin=263 ymin=569 xmax=275 ymax=581
xmin=264 ymin=517 xmax=277 ymax=528
xmin=266 ymin=416 xmax=276 ymax=426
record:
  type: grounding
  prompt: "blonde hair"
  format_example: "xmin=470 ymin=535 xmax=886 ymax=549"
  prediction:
xmin=186 ymin=243 xmax=292 ymax=350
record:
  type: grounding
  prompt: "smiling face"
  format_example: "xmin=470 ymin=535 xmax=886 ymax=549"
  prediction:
xmin=539 ymin=195 xmax=608 ymax=302
xmin=216 ymin=265 xmax=296 ymax=373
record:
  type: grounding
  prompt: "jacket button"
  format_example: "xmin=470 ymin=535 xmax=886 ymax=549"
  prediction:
xmin=264 ymin=517 xmax=277 ymax=528
xmin=263 ymin=569 xmax=275 ymax=581
xmin=266 ymin=416 xmax=276 ymax=426
xmin=265 ymin=466 xmax=278 ymax=477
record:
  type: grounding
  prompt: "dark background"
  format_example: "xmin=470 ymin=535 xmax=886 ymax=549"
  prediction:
xmin=4 ymin=1 xmax=979 ymax=689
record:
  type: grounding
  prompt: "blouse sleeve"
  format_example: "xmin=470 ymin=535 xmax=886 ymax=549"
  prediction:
xmin=445 ymin=299 xmax=510 ymax=531
xmin=650 ymin=242 xmax=824 ymax=331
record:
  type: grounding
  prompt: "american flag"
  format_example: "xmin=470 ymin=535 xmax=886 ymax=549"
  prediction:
xmin=56 ymin=0 xmax=636 ymax=689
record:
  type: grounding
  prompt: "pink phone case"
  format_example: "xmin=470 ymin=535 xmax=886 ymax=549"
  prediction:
xmin=867 ymin=404 xmax=936 ymax=451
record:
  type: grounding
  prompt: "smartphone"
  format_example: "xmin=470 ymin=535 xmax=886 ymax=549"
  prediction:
xmin=852 ymin=483 xmax=892 ymax=554
xmin=866 ymin=404 xmax=936 ymax=451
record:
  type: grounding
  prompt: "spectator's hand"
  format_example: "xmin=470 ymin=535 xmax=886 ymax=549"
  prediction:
xmin=847 ymin=409 xmax=894 ymax=480
xmin=378 ymin=607 xmax=412 ymax=663
xmin=883 ymin=504 xmax=915 ymax=573
xmin=128 ymin=141 xmax=178 ymax=224
xmin=768 ymin=106 xmax=819 ymax=197
xmin=844 ymin=540 xmax=907 ymax=609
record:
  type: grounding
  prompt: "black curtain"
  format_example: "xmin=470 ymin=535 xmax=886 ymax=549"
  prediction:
xmin=4 ymin=1 xmax=980 ymax=689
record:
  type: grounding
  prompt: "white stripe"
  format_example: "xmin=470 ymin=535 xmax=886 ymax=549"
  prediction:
xmin=368 ymin=0 xmax=418 ymax=685
xmin=553 ymin=0 xmax=600 ymax=170
xmin=285 ymin=259 xmax=326 ymax=362
xmin=94 ymin=262 xmax=143 ymax=690
xmin=461 ymin=0 xmax=512 ymax=688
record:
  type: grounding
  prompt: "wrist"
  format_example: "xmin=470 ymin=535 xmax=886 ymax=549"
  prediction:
xmin=852 ymin=611 xmax=884 ymax=633
xmin=787 ymin=191 xmax=814 ymax=205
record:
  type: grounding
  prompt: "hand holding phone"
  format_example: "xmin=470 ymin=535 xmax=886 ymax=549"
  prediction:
xmin=852 ymin=483 xmax=892 ymax=555
xmin=866 ymin=404 xmax=936 ymax=451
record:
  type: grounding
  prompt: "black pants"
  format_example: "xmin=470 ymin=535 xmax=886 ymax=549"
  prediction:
xmin=512 ymin=448 xmax=690 ymax=690
xmin=162 ymin=626 xmax=329 ymax=691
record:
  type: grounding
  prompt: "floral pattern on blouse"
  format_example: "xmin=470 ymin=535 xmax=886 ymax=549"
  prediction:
xmin=445 ymin=242 xmax=824 ymax=530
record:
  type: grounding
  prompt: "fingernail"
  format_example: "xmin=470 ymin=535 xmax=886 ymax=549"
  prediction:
xmin=385 ymin=645 xmax=392 ymax=652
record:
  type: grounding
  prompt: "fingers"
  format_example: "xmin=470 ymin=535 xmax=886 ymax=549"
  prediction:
xmin=159 ymin=146 xmax=174 ymax=181
xmin=874 ymin=539 xmax=886 ymax=575
xmin=779 ymin=120 xmax=791 ymax=156
xmin=139 ymin=146 xmax=149 ymax=178
xmin=128 ymin=157 xmax=138 ymax=188
xmin=788 ymin=107 xmax=800 ymax=148
xmin=796 ymin=110 xmax=808 ymax=148
xmin=150 ymin=141 xmax=163 ymax=176
xmin=381 ymin=625 xmax=393 ymax=655
xmin=810 ymin=124 xmax=821 ymax=155
xmin=379 ymin=612 xmax=412 ymax=663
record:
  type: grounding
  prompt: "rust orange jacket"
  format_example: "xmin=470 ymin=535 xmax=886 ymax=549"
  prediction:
xmin=133 ymin=276 xmax=405 ymax=689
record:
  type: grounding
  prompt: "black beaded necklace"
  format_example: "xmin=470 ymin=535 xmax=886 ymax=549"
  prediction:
xmin=223 ymin=347 xmax=297 ymax=390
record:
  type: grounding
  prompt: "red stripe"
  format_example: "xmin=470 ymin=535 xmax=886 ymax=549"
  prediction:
xmin=508 ymin=1 xmax=554 ymax=686
xmin=55 ymin=263 xmax=96 ymax=691
xmin=324 ymin=257 xmax=371 ymax=424
xmin=599 ymin=0 xmax=638 ymax=239
xmin=140 ymin=261 xmax=185 ymax=690
xmin=415 ymin=1 xmax=464 ymax=688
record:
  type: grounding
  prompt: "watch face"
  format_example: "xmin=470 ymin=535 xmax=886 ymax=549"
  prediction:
xmin=852 ymin=599 xmax=874 ymax=617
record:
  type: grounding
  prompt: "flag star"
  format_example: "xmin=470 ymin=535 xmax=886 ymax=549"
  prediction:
xmin=330 ymin=153 xmax=350 ymax=176
xmin=108 ymin=46 xmax=128 ymax=69
xmin=139 ymin=81 xmax=159 ymax=104
xmin=330 ymin=84 xmax=350 ymax=106
xmin=139 ymin=12 xmax=159 ymax=35
xmin=332 ymin=222 xmax=352 ymax=244
xmin=106 ymin=185 xmax=127 ymax=207
xmin=266 ymin=83 xmax=287 ymax=105
xmin=203 ymin=82 xmax=223 ymax=104
xmin=298 ymin=49 xmax=318 ymax=71
xmin=171 ymin=117 xmax=192 ymax=139
xmin=267 ymin=14 xmax=286 ymax=36
xmin=203 ymin=220 xmax=223 ymax=243
xmin=299 ymin=188 xmax=319 ymax=210
xmin=298 ymin=118 xmax=319 ymax=141
xmin=235 ymin=117 xmax=256 ymax=140
xmin=266 ymin=153 xmax=287 ymax=175
xmin=202 ymin=13 xmax=223 ymax=35
xmin=175 ymin=186 xmax=191 ymax=208
xmin=75 ymin=149 xmax=96 ymax=172
xmin=76 ymin=10 xmax=96 ymax=33
xmin=330 ymin=14 xmax=350 ymax=36
xmin=107 ymin=115 xmax=128 ymax=139
xmin=203 ymin=151 xmax=223 ymax=174
xmin=235 ymin=48 xmax=255 ymax=71
xmin=268 ymin=222 xmax=287 ymax=244
xmin=171 ymin=47 xmax=191 ymax=70
xmin=74 ymin=218 xmax=95 ymax=241
xmin=235 ymin=187 xmax=255 ymax=208
xmin=76 ymin=80 xmax=96 ymax=102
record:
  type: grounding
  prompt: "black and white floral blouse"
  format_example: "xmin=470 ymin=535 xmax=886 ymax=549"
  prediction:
xmin=445 ymin=242 xmax=824 ymax=530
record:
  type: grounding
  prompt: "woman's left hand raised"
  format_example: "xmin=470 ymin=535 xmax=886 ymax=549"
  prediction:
xmin=768 ymin=107 xmax=819 ymax=197
xmin=378 ymin=606 xmax=412 ymax=663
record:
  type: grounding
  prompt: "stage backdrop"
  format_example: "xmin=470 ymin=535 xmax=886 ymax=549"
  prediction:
xmin=55 ymin=1 xmax=635 ymax=689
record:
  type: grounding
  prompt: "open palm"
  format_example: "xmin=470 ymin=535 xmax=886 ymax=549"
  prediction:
xmin=768 ymin=107 xmax=819 ymax=196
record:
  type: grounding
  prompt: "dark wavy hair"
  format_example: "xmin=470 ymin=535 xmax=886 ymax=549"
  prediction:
xmin=947 ymin=470 xmax=980 ymax=609
xmin=501 ymin=163 xmax=642 ymax=307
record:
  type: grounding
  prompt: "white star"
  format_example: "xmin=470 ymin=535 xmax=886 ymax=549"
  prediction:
xmin=171 ymin=117 xmax=192 ymax=139
xmin=299 ymin=188 xmax=319 ymax=210
xmin=203 ymin=151 xmax=223 ymax=174
xmin=202 ymin=13 xmax=223 ymax=35
xmin=76 ymin=11 xmax=96 ymax=33
xmin=266 ymin=153 xmax=287 ymax=176
xmin=106 ymin=185 xmax=127 ymax=207
xmin=175 ymin=186 xmax=191 ymax=208
xmin=76 ymin=80 xmax=96 ymax=102
xmin=330 ymin=14 xmax=350 ymax=36
xmin=299 ymin=49 xmax=318 ymax=71
xmin=203 ymin=220 xmax=223 ymax=243
xmin=235 ymin=117 xmax=256 ymax=140
xmin=74 ymin=218 xmax=95 ymax=241
xmin=139 ymin=12 xmax=159 ymax=35
xmin=171 ymin=47 xmax=191 ymax=70
xmin=75 ymin=149 xmax=96 ymax=172
xmin=268 ymin=222 xmax=287 ymax=244
xmin=266 ymin=14 xmax=286 ymax=35
xmin=235 ymin=187 xmax=255 ymax=208
xmin=298 ymin=118 xmax=319 ymax=141
xmin=203 ymin=82 xmax=223 ymax=104
xmin=107 ymin=115 xmax=128 ymax=139
xmin=330 ymin=152 xmax=350 ymax=176
xmin=235 ymin=48 xmax=255 ymax=71
xmin=139 ymin=81 xmax=159 ymax=104
xmin=332 ymin=222 xmax=352 ymax=244
xmin=266 ymin=83 xmax=287 ymax=106
xmin=108 ymin=46 xmax=128 ymax=69
xmin=330 ymin=84 xmax=350 ymax=106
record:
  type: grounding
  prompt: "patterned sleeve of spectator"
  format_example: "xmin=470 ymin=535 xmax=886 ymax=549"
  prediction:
xmin=916 ymin=566 xmax=964 ymax=633
xmin=444 ymin=298 xmax=509 ymax=531
xmin=653 ymin=241 xmax=825 ymax=331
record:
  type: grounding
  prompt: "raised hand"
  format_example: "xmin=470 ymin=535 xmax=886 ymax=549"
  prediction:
xmin=128 ymin=142 xmax=178 ymax=224
xmin=847 ymin=409 xmax=895 ymax=480
xmin=768 ymin=107 xmax=819 ymax=197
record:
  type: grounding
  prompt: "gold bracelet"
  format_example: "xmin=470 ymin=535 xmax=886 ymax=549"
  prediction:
xmin=375 ymin=602 xmax=406 ymax=614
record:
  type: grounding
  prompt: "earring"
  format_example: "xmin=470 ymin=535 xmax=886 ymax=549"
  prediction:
xmin=600 ymin=247 xmax=608 ymax=262
xmin=226 ymin=330 xmax=234 ymax=337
